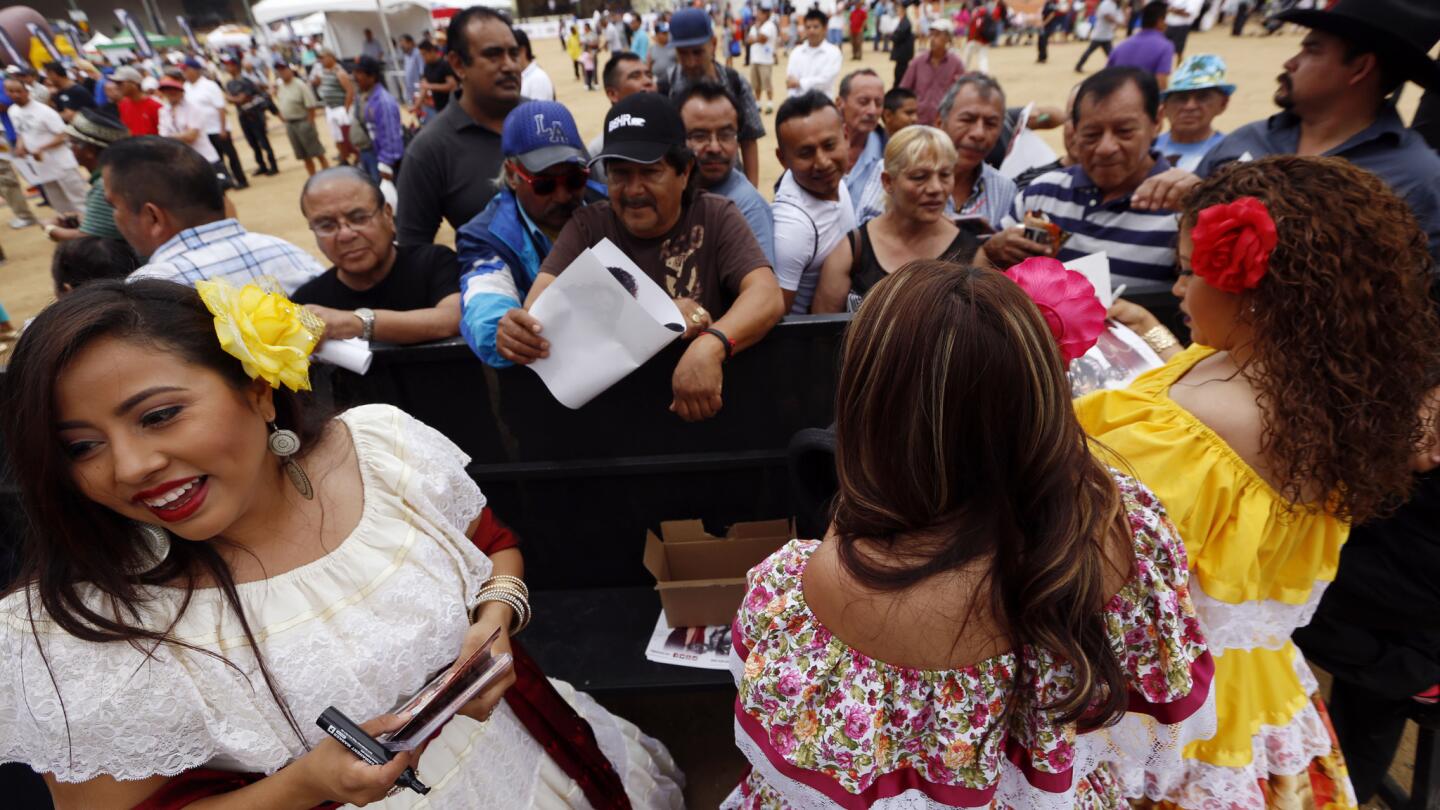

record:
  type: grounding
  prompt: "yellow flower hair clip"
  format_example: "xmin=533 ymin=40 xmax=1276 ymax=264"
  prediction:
xmin=196 ymin=278 xmax=324 ymax=392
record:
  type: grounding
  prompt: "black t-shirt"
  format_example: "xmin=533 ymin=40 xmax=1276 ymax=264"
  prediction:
xmin=225 ymin=76 xmax=269 ymax=113
xmin=423 ymin=59 xmax=456 ymax=110
xmin=292 ymin=244 xmax=460 ymax=311
xmin=54 ymin=85 xmax=96 ymax=114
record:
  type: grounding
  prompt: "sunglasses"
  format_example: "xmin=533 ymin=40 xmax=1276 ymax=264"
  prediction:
xmin=512 ymin=163 xmax=589 ymax=195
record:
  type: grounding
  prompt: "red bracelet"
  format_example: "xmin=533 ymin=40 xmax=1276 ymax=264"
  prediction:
xmin=702 ymin=327 xmax=734 ymax=361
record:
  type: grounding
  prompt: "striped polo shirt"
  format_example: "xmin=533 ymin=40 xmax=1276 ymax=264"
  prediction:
xmin=1006 ymin=156 xmax=1180 ymax=285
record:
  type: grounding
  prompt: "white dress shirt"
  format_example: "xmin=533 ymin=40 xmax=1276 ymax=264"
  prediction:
xmin=1166 ymin=0 xmax=1204 ymax=27
xmin=184 ymin=76 xmax=228 ymax=134
xmin=785 ymin=40 xmax=843 ymax=99
xmin=160 ymin=100 xmax=222 ymax=162
xmin=521 ymin=62 xmax=556 ymax=101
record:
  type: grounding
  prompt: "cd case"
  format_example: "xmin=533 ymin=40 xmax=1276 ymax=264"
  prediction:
xmin=380 ymin=627 xmax=513 ymax=752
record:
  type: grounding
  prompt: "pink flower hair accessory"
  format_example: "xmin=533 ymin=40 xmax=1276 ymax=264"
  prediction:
xmin=1190 ymin=196 xmax=1277 ymax=294
xmin=1003 ymin=257 xmax=1106 ymax=364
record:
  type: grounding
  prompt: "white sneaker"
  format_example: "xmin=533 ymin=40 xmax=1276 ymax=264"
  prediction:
xmin=8 ymin=216 xmax=35 ymax=229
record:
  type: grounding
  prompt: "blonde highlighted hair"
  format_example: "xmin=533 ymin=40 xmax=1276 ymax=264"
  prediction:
xmin=882 ymin=125 xmax=958 ymax=179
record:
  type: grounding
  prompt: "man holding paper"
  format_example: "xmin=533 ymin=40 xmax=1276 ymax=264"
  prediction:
xmin=497 ymin=92 xmax=784 ymax=422
xmin=458 ymin=100 xmax=606 ymax=367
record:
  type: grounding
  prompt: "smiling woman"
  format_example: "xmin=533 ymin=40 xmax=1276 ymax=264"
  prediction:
xmin=0 ymin=280 xmax=684 ymax=809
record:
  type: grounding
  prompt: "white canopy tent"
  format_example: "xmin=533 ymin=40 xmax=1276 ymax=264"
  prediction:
xmin=251 ymin=0 xmax=434 ymax=59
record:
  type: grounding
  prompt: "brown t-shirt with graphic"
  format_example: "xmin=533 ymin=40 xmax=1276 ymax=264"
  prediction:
xmin=538 ymin=191 xmax=770 ymax=317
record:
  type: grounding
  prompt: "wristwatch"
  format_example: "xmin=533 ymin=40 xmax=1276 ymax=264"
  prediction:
xmin=354 ymin=307 xmax=376 ymax=342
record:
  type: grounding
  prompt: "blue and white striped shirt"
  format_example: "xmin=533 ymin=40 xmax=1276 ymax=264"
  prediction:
xmin=1006 ymin=157 xmax=1180 ymax=285
xmin=131 ymin=218 xmax=325 ymax=294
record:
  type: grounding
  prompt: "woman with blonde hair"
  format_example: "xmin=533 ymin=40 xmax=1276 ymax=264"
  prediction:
xmin=812 ymin=125 xmax=981 ymax=312
xmin=1078 ymin=155 xmax=1440 ymax=807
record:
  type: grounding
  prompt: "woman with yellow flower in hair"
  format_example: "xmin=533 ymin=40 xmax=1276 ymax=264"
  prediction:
xmin=0 ymin=279 xmax=684 ymax=809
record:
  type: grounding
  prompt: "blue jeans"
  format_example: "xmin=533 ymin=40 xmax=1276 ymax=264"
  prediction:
xmin=358 ymin=148 xmax=380 ymax=182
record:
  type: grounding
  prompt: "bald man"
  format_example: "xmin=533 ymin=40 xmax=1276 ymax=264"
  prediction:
xmin=294 ymin=167 xmax=462 ymax=344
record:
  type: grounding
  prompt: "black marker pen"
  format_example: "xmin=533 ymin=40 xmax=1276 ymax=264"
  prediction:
xmin=317 ymin=706 xmax=430 ymax=796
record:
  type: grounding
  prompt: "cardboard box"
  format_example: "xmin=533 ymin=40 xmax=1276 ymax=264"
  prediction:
xmin=643 ymin=518 xmax=794 ymax=628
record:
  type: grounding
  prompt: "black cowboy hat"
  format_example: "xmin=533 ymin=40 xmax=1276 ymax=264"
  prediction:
xmin=1275 ymin=0 xmax=1440 ymax=90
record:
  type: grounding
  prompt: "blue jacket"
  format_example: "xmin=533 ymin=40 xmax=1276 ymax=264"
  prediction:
xmin=455 ymin=181 xmax=605 ymax=367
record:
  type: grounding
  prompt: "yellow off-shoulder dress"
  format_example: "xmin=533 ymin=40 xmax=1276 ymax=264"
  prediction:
xmin=1075 ymin=345 xmax=1355 ymax=810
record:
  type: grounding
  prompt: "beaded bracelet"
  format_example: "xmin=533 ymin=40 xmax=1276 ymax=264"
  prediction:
xmin=483 ymin=574 xmax=529 ymax=601
xmin=471 ymin=583 xmax=531 ymax=635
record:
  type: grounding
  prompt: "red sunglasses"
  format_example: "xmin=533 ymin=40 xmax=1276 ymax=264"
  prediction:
xmin=512 ymin=163 xmax=589 ymax=195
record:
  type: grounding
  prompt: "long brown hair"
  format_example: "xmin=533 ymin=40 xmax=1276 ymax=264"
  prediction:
xmin=1 ymin=280 xmax=327 ymax=756
xmin=1183 ymin=156 xmax=1440 ymax=522
xmin=831 ymin=261 xmax=1131 ymax=727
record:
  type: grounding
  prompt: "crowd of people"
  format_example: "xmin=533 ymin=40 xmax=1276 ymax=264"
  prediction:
xmin=1 ymin=0 xmax=1439 ymax=807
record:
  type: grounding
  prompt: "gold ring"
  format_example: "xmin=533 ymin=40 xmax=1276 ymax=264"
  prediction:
xmin=690 ymin=306 xmax=709 ymax=325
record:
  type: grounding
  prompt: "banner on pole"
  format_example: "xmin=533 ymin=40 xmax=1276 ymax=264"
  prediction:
xmin=116 ymin=9 xmax=157 ymax=59
xmin=0 ymin=29 xmax=26 ymax=68
xmin=177 ymin=17 xmax=202 ymax=53
xmin=26 ymin=24 xmax=65 ymax=65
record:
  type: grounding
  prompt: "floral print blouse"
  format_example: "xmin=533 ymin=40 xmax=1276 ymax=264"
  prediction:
xmin=723 ymin=472 xmax=1217 ymax=809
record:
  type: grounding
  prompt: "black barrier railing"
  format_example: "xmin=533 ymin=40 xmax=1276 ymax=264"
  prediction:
xmin=314 ymin=314 xmax=848 ymax=589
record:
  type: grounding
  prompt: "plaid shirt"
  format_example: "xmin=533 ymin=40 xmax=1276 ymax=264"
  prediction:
xmin=131 ymin=219 xmax=324 ymax=294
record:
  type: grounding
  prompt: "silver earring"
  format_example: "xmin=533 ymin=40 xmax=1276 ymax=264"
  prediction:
xmin=268 ymin=422 xmax=314 ymax=500
xmin=132 ymin=522 xmax=169 ymax=573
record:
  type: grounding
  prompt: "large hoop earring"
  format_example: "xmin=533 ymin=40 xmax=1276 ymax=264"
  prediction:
xmin=268 ymin=422 xmax=314 ymax=500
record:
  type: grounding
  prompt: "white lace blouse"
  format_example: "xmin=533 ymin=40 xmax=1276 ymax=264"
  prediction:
xmin=0 ymin=405 xmax=493 ymax=787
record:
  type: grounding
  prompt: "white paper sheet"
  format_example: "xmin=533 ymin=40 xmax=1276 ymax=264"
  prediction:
xmin=643 ymin=612 xmax=732 ymax=670
xmin=314 ymin=337 xmax=373 ymax=375
xmin=999 ymin=102 xmax=1059 ymax=180
xmin=1064 ymin=251 xmax=1113 ymax=308
xmin=527 ymin=238 xmax=684 ymax=409
xmin=9 ymin=154 xmax=60 ymax=186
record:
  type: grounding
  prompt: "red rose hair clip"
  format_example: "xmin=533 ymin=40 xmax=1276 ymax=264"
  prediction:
xmin=1190 ymin=196 xmax=1278 ymax=294
xmin=1003 ymin=257 xmax=1106 ymax=364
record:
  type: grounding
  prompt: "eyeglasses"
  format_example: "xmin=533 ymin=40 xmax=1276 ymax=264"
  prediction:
xmin=308 ymin=204 xmax=385 ymax=237
xmin=512 ymin=163 xmax=589 ymax=195
xmin=685 ymin=128 xmax=739 ymax=147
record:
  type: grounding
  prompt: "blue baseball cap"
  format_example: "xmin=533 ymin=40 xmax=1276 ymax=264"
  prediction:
xmin=502 ymin=100 xmax=588 ymax=173
xmin=669 ymin=8 xmax=713 ymax=48
xmin=182 ymin=57 xmax=204 ymax=70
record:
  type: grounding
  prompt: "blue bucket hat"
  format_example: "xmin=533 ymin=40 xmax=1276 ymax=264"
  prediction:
xmin=1162 ymin=54 xmax=1237 ymax=98
xmin=502 ymin=100 xmax=588 ymax=173
xmin=669 ymin=8 xmax=714 ymax=49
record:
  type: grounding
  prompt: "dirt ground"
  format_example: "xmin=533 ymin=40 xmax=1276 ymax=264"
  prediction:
xmin=0 ymin=24 xmax=1427 ymax=803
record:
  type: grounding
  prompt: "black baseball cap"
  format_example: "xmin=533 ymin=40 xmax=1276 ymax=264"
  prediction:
xmin=589 ymin=92 xmax=685 ymax=167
